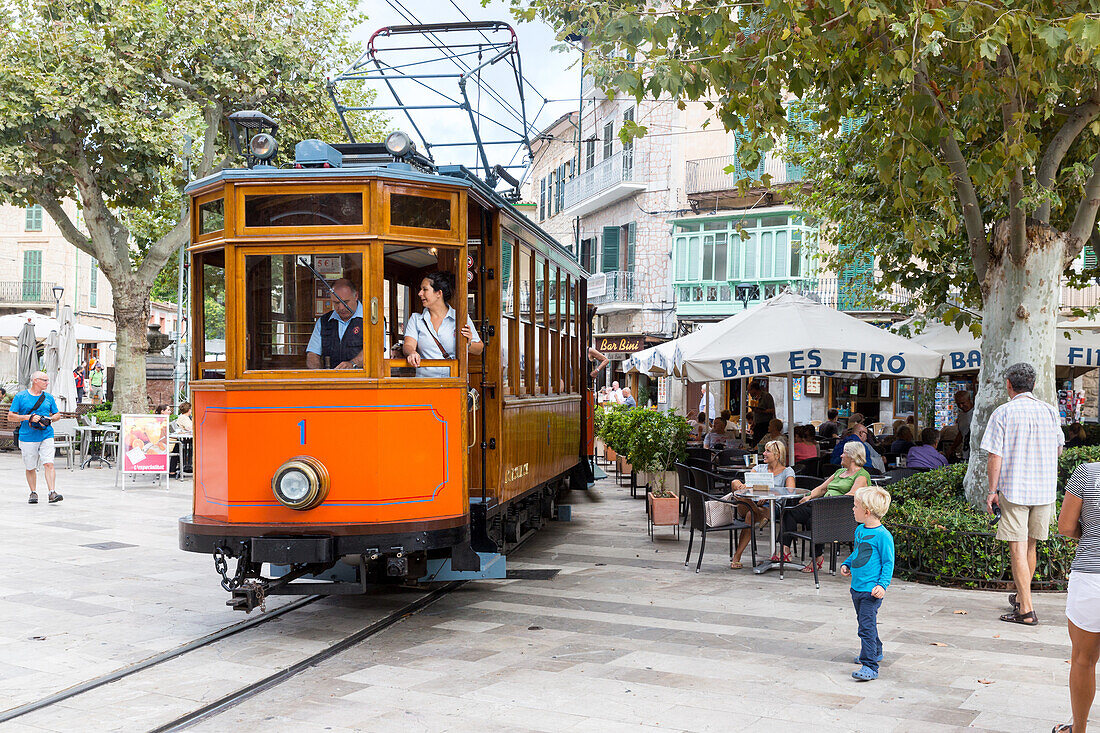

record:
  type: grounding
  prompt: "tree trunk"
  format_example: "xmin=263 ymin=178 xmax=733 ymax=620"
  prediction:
xmin=963 ymin=224 xmax=1064 ymax=508
xmin=111 ymin=274 xmax=153 ymax=414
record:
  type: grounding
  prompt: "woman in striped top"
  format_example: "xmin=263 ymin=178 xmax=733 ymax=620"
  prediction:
xmin=1055 ymin=463 xmax=1100 ymax=733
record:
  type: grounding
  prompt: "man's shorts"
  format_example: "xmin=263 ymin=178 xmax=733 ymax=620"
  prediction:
xmin=996 ymin=494 xmax=1054 ymax=542
xmin=20 ymin=437 xmax=55 ymax=471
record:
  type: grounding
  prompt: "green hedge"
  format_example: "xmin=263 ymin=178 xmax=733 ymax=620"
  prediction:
xmin=883 ymin=451 xmax=1092 ymax=590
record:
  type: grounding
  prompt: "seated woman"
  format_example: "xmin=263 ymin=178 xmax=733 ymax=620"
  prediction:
xmin=725 ymin=440 xmax=796 ymax=569
xmin=754 ymin=418 xmax=784 ymax=451
xmin=793 ymin=424 xmax=818 ymax=464
xmin=889 ymin=424 xmax=914 ymax=455
xmin=403 ymin=271 xmax=484 ymax=377
xmin=906 ymin=427 xmax=948 ymax=469
xmin=778 ymin=440 xmax=870 ymax=572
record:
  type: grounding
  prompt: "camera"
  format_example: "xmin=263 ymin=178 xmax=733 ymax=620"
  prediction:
xmin=30 ymin=416 xmax=51 ymax=429
xmin=991 ymin=503 xmax=1002 ymax=524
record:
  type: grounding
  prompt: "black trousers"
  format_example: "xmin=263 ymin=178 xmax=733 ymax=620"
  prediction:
xmin=781 ymin=500 xmax=825 ymax=558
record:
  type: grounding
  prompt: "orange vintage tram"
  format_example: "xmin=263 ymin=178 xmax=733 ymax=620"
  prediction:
xmin=179 ymin=122 xmax=590 ymax=610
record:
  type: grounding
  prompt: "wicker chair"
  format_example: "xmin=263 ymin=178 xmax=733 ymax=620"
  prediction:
xmin=779 ymin=495 xmax=858 ymax=589
xmin=681 ymin=485 xmax=757 ymax=573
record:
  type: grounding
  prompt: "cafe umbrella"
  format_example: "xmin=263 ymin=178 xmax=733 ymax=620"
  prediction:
xmin=673 ymin=291 xmax=944 ymax=461
xmin=16 ymin=319 xmax=37 ymax=391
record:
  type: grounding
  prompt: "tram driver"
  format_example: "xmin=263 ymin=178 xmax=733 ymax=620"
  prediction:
xmin=305 ymin=278 xmax=365 ymax=370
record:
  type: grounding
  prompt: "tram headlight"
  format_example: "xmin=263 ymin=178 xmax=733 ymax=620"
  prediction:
xmin=271 ymin=456 xmax=329 ymax=510
xmin=384 ymin=130 xmax=415 ymax=158
xmin=249 ymin=133 xmax=278 ymax=163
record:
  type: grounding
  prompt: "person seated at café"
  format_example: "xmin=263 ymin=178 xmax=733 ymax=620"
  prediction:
xmin=724 ymin=440 xmax=796 ymax=569
xmin=818 ymin=408 xmax=841 ymax=440
xmin=830 ymin=422 xmax=885 ymax=473
xmin=175 ymin=401 xmax=193 ymax=433
xmin=622 ymin=387 xmax=637 ymax=408
xmin=889 ymin=424 xmax=914 ymax=455
xmin=906 ymin=427 xmax=948 ymax=469
xmin=703 ymin=417 xmax=731 ymax=450
xmin=793 ymin=424 xmax=819 ymax=463
xmin=1067 ymin=422 xmax=1088 ymax=448
xmin=688 ymin=411 xmax=708 ymax=440
xmin=778 ymin=440 xmax=871 ymax=572
xmin=755 ymin=418 xmax=784 ymax=451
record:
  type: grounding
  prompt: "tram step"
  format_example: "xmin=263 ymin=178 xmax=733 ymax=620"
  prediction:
xmin=418 ymin=552 xmax=506 ymax=582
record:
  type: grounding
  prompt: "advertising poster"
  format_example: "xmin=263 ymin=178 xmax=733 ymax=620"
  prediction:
xmin=121 ymin=414 xmax=170 ymax=473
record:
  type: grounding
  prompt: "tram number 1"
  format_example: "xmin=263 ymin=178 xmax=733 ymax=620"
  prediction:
xmin=298 ymin=419 xmax=306 ymax=445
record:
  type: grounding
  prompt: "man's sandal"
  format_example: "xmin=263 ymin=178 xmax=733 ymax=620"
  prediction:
xmin=1052 ymin=724 xmax=1072 ymax=732
xmin=1000 ymin=610 xmax=1038 ymax=625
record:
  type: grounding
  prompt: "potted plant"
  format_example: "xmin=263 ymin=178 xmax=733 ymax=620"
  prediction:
xmin=648 ymin=486 xmax=680 ymax=536
xmin=627 ymin=409 xmax=690 ymax=495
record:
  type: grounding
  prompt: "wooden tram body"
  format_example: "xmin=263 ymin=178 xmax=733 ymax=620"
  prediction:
xmin=179 ymin=140 xmax=590 ymax=609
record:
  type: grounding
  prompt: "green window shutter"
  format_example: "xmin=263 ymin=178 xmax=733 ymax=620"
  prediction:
xmin=90 ymin=259 xmax=98 ymax=308
xmin=734 ymin=118 xmax=766 ymax=181
xmin=601 ymin=226 xmax=620 ymax=273
xmin=626 ymin=222 xmax=636 ymax=272
xmin=838 ymin=238 xmax=873 ymax=310
xmin=25 ymin=205 xmax=42 ymax=232
xmin=22 ymin=250 xmax=42 ymax=300
xmin=786 ymin=101 xmax=817 ymax=181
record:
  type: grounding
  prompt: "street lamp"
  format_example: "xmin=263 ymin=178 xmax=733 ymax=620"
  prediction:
xmin=52 ymin=285 xmax=64 ymax=319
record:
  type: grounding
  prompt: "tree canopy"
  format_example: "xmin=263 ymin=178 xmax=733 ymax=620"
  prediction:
xmin=0 ymin=0 xmax=385 ymax=410
xmin=516 ymin=0 xmax=1100 ymax=294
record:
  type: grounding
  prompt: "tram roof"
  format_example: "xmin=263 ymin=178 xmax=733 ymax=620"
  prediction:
xmin=185 ymin=161 xmax=589 ymax=278
xmin=183 ymin=162 xmax=464 ymax=195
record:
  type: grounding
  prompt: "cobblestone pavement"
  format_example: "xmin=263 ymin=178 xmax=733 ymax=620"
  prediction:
xmin=0 ymin=452 xmax=1078 ymax=732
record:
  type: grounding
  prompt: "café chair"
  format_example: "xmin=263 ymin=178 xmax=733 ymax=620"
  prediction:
xmin=779 ymin=495 xmax=857 ymax=589
xmin=681 ymin=485 xmax=757 ymax=573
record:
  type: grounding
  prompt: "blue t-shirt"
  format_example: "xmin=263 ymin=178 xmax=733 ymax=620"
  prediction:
xmin=11 ymin=390 xmax=59 ymax=441
xmin=842 ymin=523 xmax=895 ymax=593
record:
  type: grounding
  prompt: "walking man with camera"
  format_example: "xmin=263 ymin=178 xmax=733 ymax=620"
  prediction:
xmin=8 ymin=370 xmax=62 ymax=504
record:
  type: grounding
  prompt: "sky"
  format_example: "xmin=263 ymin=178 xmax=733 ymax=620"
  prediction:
xmin=350 ymin=1 xmax=580 ymax=181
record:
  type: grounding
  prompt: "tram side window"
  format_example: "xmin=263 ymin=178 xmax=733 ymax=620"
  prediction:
xmin=518 ymin=247 xmax=532 ymax=394
xmin=197 ymin=250 xmax=226 ymax=378
xmin=385 ymin=244 xmax=472 ymax=378
xmin=501 ymin=238 xmax=514 ymax=394
xmin=244 ymin=253 xmax=363 ymax=371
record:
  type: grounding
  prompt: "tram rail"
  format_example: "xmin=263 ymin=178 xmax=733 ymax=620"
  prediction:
xmin=0 ymin=582 xmax=460 ymax=731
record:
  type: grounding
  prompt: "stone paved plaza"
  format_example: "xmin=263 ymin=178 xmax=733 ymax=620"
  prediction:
xmin=0 ymin=452 xmax=1081 ymax=732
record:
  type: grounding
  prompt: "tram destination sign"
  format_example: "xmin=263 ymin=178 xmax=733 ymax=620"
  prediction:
xmin=597 ymin=334 xmax=645 ymax=356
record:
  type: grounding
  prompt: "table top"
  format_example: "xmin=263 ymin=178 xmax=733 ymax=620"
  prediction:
xmin=733 ymin=487 xmax=810 ymax=501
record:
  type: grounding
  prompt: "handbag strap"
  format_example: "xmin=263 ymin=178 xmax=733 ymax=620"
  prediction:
xmin=421 ymin=314 xmax=453 ymax=360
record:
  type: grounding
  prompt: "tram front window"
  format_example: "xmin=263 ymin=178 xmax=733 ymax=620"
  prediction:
xmin=244 ymin=253 xmax=364 ymax=371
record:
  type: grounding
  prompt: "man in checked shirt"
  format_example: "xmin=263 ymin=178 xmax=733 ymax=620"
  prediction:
xmin=982 ymin=362 xmax=1064 ymax=626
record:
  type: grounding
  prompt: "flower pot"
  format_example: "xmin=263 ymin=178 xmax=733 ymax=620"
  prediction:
xmin=649 ymin=495 xmax=679 ymax=526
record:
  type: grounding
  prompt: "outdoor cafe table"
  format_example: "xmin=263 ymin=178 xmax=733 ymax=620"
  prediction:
xmin=733 ymin=486 xmax=810 ymax=574
xmin=76 ymin=424 xmax=119 ymax=469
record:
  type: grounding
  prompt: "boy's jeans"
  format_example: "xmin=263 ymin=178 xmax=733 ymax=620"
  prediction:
xmin=851 ymin=588 xmax=883 ymax=672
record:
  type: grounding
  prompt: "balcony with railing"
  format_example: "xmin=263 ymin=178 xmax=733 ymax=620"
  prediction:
xmin=0 ymin=281 xmax=59 ymax=306
xmin=685 ymin=154 xmax=803 ymax=196
xmin=1061 ymin=282 xmax=1100 ymax=311
xmin=588 ymin=271 xmax=638 ymax=308
xmin=562 ymin=149 xmax=646 ymax=218
xmin=674 ymin=276 xmax=912 ymax=318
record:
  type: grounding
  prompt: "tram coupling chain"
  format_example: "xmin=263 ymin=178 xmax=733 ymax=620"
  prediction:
xmin=214 ymin=545 xmax=250 ymax=592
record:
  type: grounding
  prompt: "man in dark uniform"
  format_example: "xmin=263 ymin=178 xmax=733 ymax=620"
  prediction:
xmin=305 ymin=278 xmax=364 ymax=369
